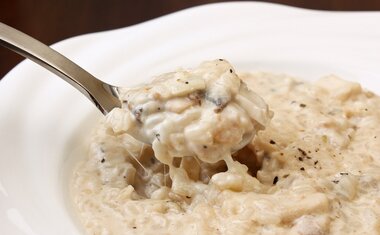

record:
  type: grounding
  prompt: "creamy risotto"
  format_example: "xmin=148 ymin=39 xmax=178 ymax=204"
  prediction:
xmin=71 ymin=60 xmax=380 ymax=235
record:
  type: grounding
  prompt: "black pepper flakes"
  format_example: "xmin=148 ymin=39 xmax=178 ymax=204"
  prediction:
xmin=203 ymin=145 xmax=208 ymax=149
xmin=229 ymin=69 xmax=233 ymax=73
xmin=300 ymin=103 xmax=307 ymax=108
xmin=300 ymin=167 xmax=305 ymax=171
xmin=219 ymin=59 xmax=224 ymax=61
xmin=186 ymin=196 xmax=191 ymax=199
xmin=283 ymin=174 xmax=290 ymax=178
xmin=155 ymin=133 xmax=161 ymax=141
xmin=332 ymin=180 xmax=339 ymax=184
xmin=101 ymin=158 xmax=105 ymax=163
xmin=133 ymin=226 xmax=137 ymax=229
xmin=269 ymin=140 xmax=276 ymax=145
xmin=157 ymin=107 xmax=161 ymax=111
xmin=314 ymin=160 xmax=319 ymax=165
xmin=185 ymin=81 xmax=189 ymax=84
xmin=273 ymin=176 xmax=279 ymax=185
xmin=298 ymin=157 xmax=303 ymax=161
xmin=297 ymin=148 xmax=307 ymax=156
xmin=340 ymin=172 xmax=349 ymax=176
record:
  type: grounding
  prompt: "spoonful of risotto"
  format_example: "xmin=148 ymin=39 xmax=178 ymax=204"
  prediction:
xmin=107 ymin=59 xmax=272 ymax=166
xmin=0 ymin=23 xmax=272 ymax=158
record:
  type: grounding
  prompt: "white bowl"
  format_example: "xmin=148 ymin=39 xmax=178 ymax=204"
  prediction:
xmin=1 ymin=2 xmax=380 ymax=234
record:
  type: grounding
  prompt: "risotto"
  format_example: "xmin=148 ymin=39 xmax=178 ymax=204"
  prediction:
xmin=71 ymin=60 xmax=380 ymax=235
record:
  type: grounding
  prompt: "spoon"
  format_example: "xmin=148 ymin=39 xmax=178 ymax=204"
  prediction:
xmin=0 ymin=22 xmax=121 ymax=115
xmin=0 ymin=22 xmax=258 ymax=151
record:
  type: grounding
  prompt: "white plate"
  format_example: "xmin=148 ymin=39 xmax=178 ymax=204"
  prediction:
xmin=1 ymin=2 xmax=380 ymax=234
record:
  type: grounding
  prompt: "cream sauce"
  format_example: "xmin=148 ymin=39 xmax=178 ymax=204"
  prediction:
xmin=71 ymin=64 xmax=380 ymax=235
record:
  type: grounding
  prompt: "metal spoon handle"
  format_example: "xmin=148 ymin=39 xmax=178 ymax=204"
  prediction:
xmin=0 ymin=22 xmax=120 ymax=114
